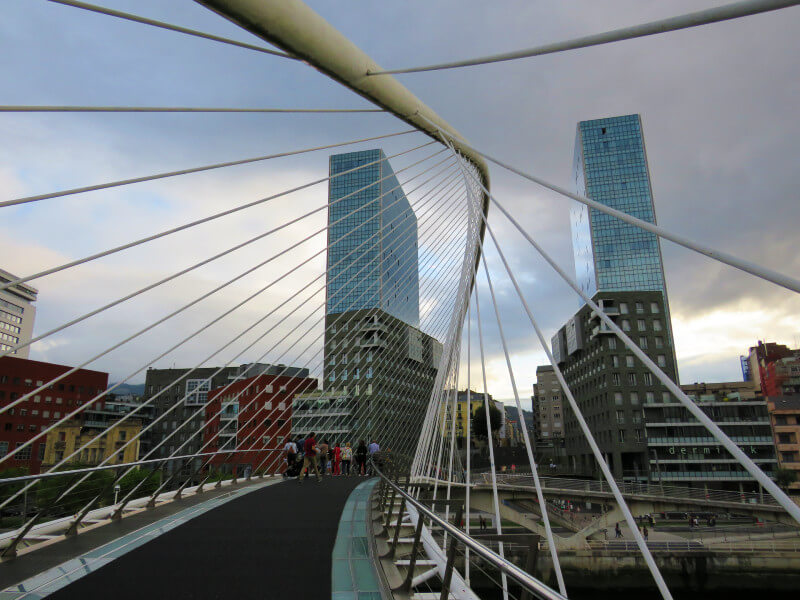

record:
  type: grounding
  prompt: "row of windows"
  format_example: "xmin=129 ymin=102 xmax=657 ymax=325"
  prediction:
xmin=0 ymin=298 xmax=24 ymax=315
xmin=0 ymin=320 xmax=21 ymax=334
xmin=0 ymin=309 xmax=23 ymax=324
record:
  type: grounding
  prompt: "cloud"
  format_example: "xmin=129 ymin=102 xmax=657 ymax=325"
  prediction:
xmin=1 ymin=0 xmax=798 ymax=405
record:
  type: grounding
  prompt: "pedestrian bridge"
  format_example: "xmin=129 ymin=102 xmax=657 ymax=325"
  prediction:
xmin=2 ymin=1 xmax=800 ymax=599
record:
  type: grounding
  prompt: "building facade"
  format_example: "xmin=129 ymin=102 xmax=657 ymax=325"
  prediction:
xmin=320 ymin=309 xmax=441 ymax=455
xmin=204 ymin=372 xmax=316 ymax=476
xmin=327 ymin=149 xmax=420 ymax=327
xmin=42 ymin=418 xmax=141 ymax=468
xmin=645 ymin=382 xmax=777 ymax=492
xmin=744 ymin=341 xmax=800 ymax=394
xmin=554 ymin=291 xmax=678 ymax=480
xmin=532 ymin=366 xmax=564 ymax=455
xmin=0 ymin=268 xmax=38 ymax=359
xmin=142 ymin=363 xmax=309 ymax=475
xmin=766 ymin=396 xmax=800 ymax=492
xmin=0 ymin=356 xmax=108 ymax=473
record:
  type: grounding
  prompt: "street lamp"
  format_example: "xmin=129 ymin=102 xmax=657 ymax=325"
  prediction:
xmin=114 ymin=484 xmax=121 ymax=505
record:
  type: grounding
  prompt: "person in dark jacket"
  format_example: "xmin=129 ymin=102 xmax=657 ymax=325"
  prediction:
xmin=355 ymin=440 xmax=368 ymax=476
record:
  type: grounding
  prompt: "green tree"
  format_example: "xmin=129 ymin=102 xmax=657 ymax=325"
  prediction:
xmin=117 ymin=468 xmax=162 ymax=500
xmin=472 ymin=403 xmax=503 ymax=438
xmin=775 ymin=468 xmax=797 ymax=490
xmin=36 ymin=463 xmax=114 ymax=518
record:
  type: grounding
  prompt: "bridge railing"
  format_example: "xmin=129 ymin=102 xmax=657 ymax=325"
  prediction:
xmin=480 ymin=472 xmax=784 ymax=508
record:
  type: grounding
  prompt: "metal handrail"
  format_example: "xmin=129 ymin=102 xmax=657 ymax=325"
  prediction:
xmin=0 ymin=447 xmax=281 ymax=484
xmin=372 ymin=461 xmax=567 ymax=600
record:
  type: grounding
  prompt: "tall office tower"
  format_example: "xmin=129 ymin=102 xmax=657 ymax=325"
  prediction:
xmin=0 ymin=268 xmax=38 ymax=359
xmin=306 ymin=149 xmax=440 ymax=456
xmin=327 ymin=149 xmax=419 ymax=327
xmin=571 ymin=115 xmax=668 ymax=299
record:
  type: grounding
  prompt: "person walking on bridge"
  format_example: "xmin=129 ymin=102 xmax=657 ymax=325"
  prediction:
xmin=341 ymin=442 xmax=353 ymax=476
xmin=355 ymin=440 xmax=367 ymax=476
xmin=298 ymin=432 xmax=322 ymax=483
xmin=332 ymin=442 xmax=342 ymax=476
xmin=368 ymin=439 xmax=380 ymax=475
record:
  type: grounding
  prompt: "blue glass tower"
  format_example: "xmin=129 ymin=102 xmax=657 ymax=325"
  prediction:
xmin=326 ymin=149 xmax=420 ymax=327
xmin=571 ymin=114 xmax=668 ymax=298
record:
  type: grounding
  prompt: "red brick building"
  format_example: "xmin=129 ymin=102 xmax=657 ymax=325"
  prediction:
xmin=0 ymin=356 xmax=109 ymax=473
xmin=746 ymin=341 xmax=800 ymax=397
xmin=204 ymin=372 xmax=317 ymax=476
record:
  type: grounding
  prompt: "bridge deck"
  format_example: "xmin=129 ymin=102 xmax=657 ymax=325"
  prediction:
xmin=7 ymin=476 xmax=365 ymax=599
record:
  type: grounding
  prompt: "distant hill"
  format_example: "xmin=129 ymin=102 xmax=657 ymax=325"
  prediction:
xmin=108 ymin=383 xmax=146 ymax=396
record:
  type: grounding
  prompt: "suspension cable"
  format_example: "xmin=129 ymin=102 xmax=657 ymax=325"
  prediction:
xmin=0 ymin=129 xmax=416 ymax=208
xmin=46 ymin=0 xmax=294 ymax=58
xmin=369 ymin=0 xmax=800 ymax=74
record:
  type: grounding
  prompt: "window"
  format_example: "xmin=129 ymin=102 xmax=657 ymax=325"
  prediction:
xmin=608 ymin=338 xmax=617 ymax=350
xmin=627 ymin=373 xmax=636 ymax=385
xmin=616 ymin=410 xmax=625 ymax=424
xmin=630 ymin=392 xmax=639 ymax=404
xmin=614 ymin=392 xmax=623 ymax=405
xmin=618 ymin=430 xmax=625 ymax=443
xmin=635 ymin=429 xmax=644 ymax=442
xmin=0 ymin=441 xmax=6 ymax=457
xmin=778 ymin=432 xmax=797 ymax=444
xmin=653 ymin=320 xmax=662 ymax=332
xmin=635 ymin=302 xmax=644 ymax=314
xmin=43 ymin=411 xmax=49 ymax=418
xmin=643 ymin=373 xmax=653 ymax=386
xmin=622 ymin=320 xmax=631 ymax=332
xmin=612 ymin=355 xmax=619 ymax=367
xmin=619 ymin=302 xmax=629 ymax=314
xmin=650 ymin=302 xmax=660 ymax=314
xmin=781 ymin=451 xmax=798 ymax=462
xmin=775 ymin=415 xmax=788 ymax=425
xmin=15 ymin=442 xmax=31 ymax=460
xmin=637 ymin=319 xmax=646 ymax=332
xmin=612 ymin=373 xmax=620 ymax=386
xmin=662 ymin=392 xmax=671 ymax=403
xmin=657 ymin=355 xmax=667 ymax=367
xmin=626 ymin=356 xmax=635 ymax=368
xmin=646 ymin=391 xmax=655 ymax=404
xmin=655 ymin=337 xmax=664 ymax=349
xmin=639 ymin=337 xmax=648 ymax=350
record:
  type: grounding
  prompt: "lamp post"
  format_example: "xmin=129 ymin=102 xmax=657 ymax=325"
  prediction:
xmin=114 ymin=484 xmax=121 ymax=505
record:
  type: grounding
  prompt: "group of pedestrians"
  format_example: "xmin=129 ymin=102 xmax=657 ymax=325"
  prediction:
xmin=282 ymin=433 xmax=382 ymax=481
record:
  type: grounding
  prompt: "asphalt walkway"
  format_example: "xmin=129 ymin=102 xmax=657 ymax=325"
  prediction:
xmin=45 ymin=475 xmax=365 ymax=599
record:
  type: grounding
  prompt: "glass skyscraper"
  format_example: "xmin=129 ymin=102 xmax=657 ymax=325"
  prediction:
xmin=327 ymin=149 xmax=420 ymax=327
xmin=571 ymin=114 xmax=667 ymax=298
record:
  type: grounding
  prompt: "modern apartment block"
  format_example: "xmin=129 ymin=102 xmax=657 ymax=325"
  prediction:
xmin=0 ymin=356 xmax=108 ymax=473
xmin=317 ymin=150 xmax=440 ymax=455
xmin=204 ymin=372 xmax=317 ymax=476
xmin=0 ymin=268 xmax=38 ymax=359
xmin=532 ymin=365 xmax=564 ymax=455
xmin=142 ymin=363 xmax=310 ymax=476
xmin=315 ymin=309 xmax=441 ymax=455
xmin=553 ymin=291 xmax=678 ymax=480
xmin=645 ymin=382 xmax=777 ymax=492
xmin=571 ymin=115 xmax=676 ymax=363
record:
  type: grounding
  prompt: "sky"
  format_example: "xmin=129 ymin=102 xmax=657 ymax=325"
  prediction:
xmin=1 ymin=0 xmax=799 ymax=404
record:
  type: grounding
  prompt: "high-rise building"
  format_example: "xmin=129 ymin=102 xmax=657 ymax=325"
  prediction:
xmin=571 ymin=115 xmax=667 ymax=298
xmin=0 ymin=268 xmax=38 ymax=359
xmin=315 ymin=150 xmax=440 ymax=455
xmin=327 ymin=149 xmax=419 ymax=327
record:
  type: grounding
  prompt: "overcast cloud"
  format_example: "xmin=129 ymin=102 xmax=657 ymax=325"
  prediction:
xmin=1 ymin=0 xmax=799 ymax=403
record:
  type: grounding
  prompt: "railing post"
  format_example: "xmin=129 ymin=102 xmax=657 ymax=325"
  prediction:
xmin=439 ymin=506 xmax=463 ymax=600
xmin=398 ymin=511 xmax=426 ymax=593
xmin=386 ymin=496 xmax=406 ymax=559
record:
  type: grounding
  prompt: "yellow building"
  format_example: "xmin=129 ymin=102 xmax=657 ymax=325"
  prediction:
xmin=439 ymin=390 xmax=497 ymax=438
xmin=42 ymin=419 xmax=142 ymax=468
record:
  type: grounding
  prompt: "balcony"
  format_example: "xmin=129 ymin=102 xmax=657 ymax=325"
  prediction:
xmin=360 ymin=335 xmax=387 ymax=349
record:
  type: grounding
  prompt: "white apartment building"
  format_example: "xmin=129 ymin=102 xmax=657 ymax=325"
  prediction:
xmin=0 ymin=268 xmax=38 ymax=358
